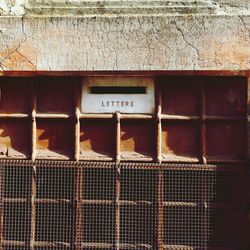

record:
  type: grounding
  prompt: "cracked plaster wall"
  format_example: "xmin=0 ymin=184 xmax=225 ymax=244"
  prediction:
xmin=0 ymin=0 xmax=249 ymax=71
xmin=0 ymin=15 xmax=249 ymax=71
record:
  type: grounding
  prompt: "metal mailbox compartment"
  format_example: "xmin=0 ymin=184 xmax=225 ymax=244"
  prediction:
xmin=81 ymin=76 xmax=155 ymax=114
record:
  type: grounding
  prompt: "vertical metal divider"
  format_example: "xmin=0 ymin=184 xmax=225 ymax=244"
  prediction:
xmin=156 ymin=82 xmax=164 ymax=250
xmin=0 ymin=160 xmax=3 ymax=250
xmin=247 ymin=77 xmax=250 ymax=249
xmin=30 ymin=79 xmax=37 ymax=250
xmin=114 ymin=112 xmax=121 ymax=250
xmin=74 ymin=79 xmax=82 ymax=250
xmin=201 ymin=83 xmax=207 ymax=165
xmin=201 ymin=82 xmax=208 ymax=249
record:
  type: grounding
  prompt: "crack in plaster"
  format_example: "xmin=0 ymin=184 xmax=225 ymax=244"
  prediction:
xmin=174 ymin=18 xmax=204 ymax=70
xmin=0 ymin=17 xmax=36 ymax=70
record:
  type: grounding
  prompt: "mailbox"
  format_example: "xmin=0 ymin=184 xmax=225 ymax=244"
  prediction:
xmin=81 ymin=76 xmax=155 ymax=114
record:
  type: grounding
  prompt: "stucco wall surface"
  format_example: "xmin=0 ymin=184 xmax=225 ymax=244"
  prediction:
xmin=0 ymin=0 xmax=249 ymax=71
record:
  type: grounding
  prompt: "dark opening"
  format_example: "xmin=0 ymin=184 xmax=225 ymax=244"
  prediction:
xmin=90 ymin=86 xmax=147 ymax=94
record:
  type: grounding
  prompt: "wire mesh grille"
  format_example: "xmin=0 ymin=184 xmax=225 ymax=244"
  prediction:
xmin=0 ymin=160 xmax=247 ymax=249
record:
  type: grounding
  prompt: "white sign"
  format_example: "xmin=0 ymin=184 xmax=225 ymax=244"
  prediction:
xmin=81 ymin=76 xmax=155 ymax=114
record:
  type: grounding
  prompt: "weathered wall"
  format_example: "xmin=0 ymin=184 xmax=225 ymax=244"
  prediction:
xmin=0 ymin=0 xmax=249 ymax=71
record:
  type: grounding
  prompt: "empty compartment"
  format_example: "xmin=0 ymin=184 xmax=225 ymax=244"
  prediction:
xmin=3 ymin=203 xmax=31 ymax=242
xmin=0 ymin=77 xmax=31 ymax=113
xmin=162 ymin=121 xmax=200 ymax=162
xmin=36 ymin=167 xmax=75 ymax=200
xmin=206 ymin=121 xmax=246 ymax=160
xmin=36 ymin=77 xmax=74 ymax=114
xmin=80 ymin=119 xmax=115 ymax=160
xmin=120 ymin=120 xmax=154 ymax=160
xmin=35 ymin=204 xmax=72 ymax=243
xmin=82 ymin=204 xmax=115 ymax=244
xmin=164 ymin=206 xmax=204 ymax=247
xmin=3 ymin=166 xmax=32 ymax=198
xmin=0 ymin=119 xmax=31 ymax=158
xmin=83 ymin=167 xmax=115 ymax=200
xmin=120 ymin=205 xmax=155 ymax=246
xmin=205 ymin=77 xmax=247 ymax=116
xmin=36 ymin=119 xmax=74 ymax=159
xmin=163 ymin=170 xmax=203 ymax=203
xmin=161 ymin=77 xmax=200 ymax=116
xmin=120 ymin=168 xmax=157 ymax=202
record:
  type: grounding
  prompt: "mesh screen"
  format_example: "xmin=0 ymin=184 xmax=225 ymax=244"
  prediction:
xmin=0 ymin=161 xmax=247 ymax=249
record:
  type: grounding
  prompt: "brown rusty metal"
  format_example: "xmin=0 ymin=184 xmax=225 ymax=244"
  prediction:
xmin=36 ymin=113 xmax=72 ymax=118
xmin=73 ymin=166 xmax=82 ymax=250
xmin=161 ymin=114 xmax=200 ymax=120
xmin=201 ymin=83 xmax=207 ymax=164
xmin=31 ymin=81 xmax=37 ymax=162
xmin=74 ymin=81 xmax=81 ymax=162
xmin=115 ymin=112 xmax=121 ymax=163
xmin=156 ymin=82 xmax=162 ymax=164
xmin=0 ymin=165 xmax=3 ymax=250
xmin=29 ymin=165 xmax=36 ymax=250
xmin=157 ymin=169 xmax=164 ymax=250
xmin=114 ymin=163 xmax=120 ymax=250
xmin=0 ymin=113 xmax=29 ymax=118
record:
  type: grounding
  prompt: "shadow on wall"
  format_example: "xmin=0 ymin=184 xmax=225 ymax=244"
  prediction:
xmin=0 ymin=120 xmax=30 ymax=157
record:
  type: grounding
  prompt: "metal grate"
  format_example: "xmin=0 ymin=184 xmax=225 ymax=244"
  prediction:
xmin=0 ymin=160 xmax=248 ymax=249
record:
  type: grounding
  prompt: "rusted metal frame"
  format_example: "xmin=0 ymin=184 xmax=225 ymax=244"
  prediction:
xmin=0 ymin=164 xmax=3 ymax=250
xmin=161 ymin=157 xmax=200 ymax=163
xmin=82 ymin=200 xmax=152 ymax=206
xmin=161 ymin=114 xmax=199 ymax=120
xmin=31 ymin=81 xmax=37 ymax=162
xmin=0 ymin=159 xmax=242 ymax=171
xmin=119 ymin=157 xmax=154 ymax=162
xmin=114 ymin=163 xmax=121 ymax=249
xmin=7 ymin=198 xmax=239 ymax=208
xmin=75 ymin=80 xmax=81 ymax=162
xmin=2 ymin=240 xmax=71 ymax=248
xmin=2 ymin=70 xmax=250 ymax=77
xmin=28 ymin=164 xmax=36 ymax=250
xmin=0 ymin=113 xmax=29 ymax=118
xmin=201 ymin=82 xmax=207 ymax=164
xmin=156 ymin=82 xmax=164 ymax=250
xmin=247 ymin=77 xmax=250 ymax=248
xmin=72 ymin=166 xmax=82 ymax=250
xmin=156 ymin=168 xmax=164 ymax=250
xmin=247 ymin=77 xmax=249 ymax=159
xmin=114 ymin=113 xmax=121 ymax=249
xmin=73 ymin=80 xmax=82 ymax=250
xmin=29 ymin=80 xmax=37 ymax=250
xmin=163 ymin=245 xmax=236 ymax=250
xmin=79 ymin=157 xmax=114 ymax=161
xmin=201 ymin=83 xmax=208 ymax=248
xmin=203 ymin=171 xmax=208 ymax=250
xmin=1 ymin=240 xmax=237 ymax=250
xmin=36 ymin=113 xmax=72 ymax=119
xmin=115 ymin=112 xmax=121 ymax=163
xmin=156 ymin=82 xmax=162 ymax=164
xmin=79 ymin=113 xmax=153 ymax=119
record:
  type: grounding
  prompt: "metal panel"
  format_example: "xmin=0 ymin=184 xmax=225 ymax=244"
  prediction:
xmin=0 ymin=160 xmax=247 ymax=249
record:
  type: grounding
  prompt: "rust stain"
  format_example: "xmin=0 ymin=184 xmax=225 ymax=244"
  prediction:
xmin=0 ymin=44 xmax=37 ymax=71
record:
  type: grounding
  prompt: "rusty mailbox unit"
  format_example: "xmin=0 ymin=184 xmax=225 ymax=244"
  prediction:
xmin=0 ymin=75 xmax=248 ymax=250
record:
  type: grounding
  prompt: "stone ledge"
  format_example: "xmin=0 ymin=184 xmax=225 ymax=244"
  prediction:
xmin=25 ymin=0 xmax=218 ymax=16
xmin=1 ymin=0 xmax=249 ymax=16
